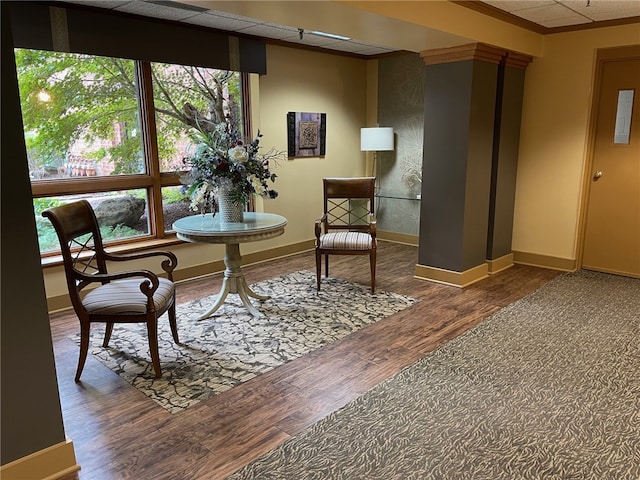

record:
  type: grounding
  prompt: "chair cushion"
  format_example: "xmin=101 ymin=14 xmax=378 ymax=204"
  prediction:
xmin=319 ymin=231 xmax=373 ymax=250
xmin=82 ymin=277 xmax=174 ymax=315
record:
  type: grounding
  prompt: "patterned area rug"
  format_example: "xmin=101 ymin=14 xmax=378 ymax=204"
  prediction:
xmin=76 ymin=270 xmax=417 ymax=413
xmin=229 ymin=270 xmax=640 ymax=479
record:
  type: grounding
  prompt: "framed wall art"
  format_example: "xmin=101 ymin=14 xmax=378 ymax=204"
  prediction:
xmin=287 ymin=111 xmax=326 ymax=157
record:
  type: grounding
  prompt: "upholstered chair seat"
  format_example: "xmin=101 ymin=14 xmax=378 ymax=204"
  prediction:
xmin=82 ymin=278 xmax=175 ymax=315
xmin=318 ymin=231 xmax=373 ymax=250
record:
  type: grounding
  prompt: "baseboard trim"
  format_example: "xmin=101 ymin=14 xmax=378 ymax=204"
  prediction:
xmin=173 ymin=259 xmax=226 ymax=283
xmin=582 ymin=265 xmax=640 ymax=279
xmin=47 ymin=240 xmax=315 ymax=312
xmin=48 ymin=244 xmax=578 ymax=311
xmin=0 ymin=438 xmax=79 ymax=480
xmin=174 ymin=240 xmax=315 ymax=283
xmin=513 ymin=250 xmax=576 ymax=271
xmin=47 ymin=293 xmax=72 ymax=313
xmin=414 ymin=262 xmax=489 ymax=288
xmin=378 ymin=230 xmax=419 ymax=246
xmin=487 ymin=253 xmax=514 ymax=274
xmin=243 ymin=240 xmax=315 ymax=268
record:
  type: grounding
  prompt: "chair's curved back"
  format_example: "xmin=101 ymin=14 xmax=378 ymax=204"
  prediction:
xmin=42 ymin=200 xmax=108 ymax=314
xmin=323 ymin=177 xmax=375 ymax=233
xmin=44 ymin=199 xmax=180 ymax=381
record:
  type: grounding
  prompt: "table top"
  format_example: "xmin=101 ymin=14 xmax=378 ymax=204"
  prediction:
xmin=173 ymin=212 xmax=287 ymax=244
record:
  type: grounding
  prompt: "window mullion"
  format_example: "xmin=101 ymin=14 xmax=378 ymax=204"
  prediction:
xmin=31 ymin=175 xmax=154 ymax=198
xmin=241 ymin=72 xmax=252 ymax=139
xmin=136 ymin=61 xmax=164 ymax=238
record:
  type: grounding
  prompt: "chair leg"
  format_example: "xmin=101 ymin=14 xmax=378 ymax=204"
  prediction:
xmin=168 ymin=301 xmax=180 ymax=344
xmin=103 ymin=322 xmax=114 ymax=347
xmin=146 ymin=317 xmax=162 ymax=378
xmin=75 ymin=323 xmax=90 ymax=383
xmin=370 ymin=250 xmax=376 ymax=294
xmin=315 ymin=249 xmax=322 ymax=291
xmin=325 ymin=255 xmax=329 ymax=278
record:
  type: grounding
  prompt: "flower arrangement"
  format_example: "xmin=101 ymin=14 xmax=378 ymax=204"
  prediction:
xmin=181 ymin=110 xmax=284 ymax=214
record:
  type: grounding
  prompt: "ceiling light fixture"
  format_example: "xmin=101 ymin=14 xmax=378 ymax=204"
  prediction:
xmin=310 ymin=31 xmax=351 ymax=41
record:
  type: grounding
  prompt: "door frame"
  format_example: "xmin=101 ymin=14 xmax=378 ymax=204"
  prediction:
xmin=577 ymin=44 xmax=640 ymax=270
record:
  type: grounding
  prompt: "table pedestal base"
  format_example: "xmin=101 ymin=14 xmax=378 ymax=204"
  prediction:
xmin=198 ymin=243 xmax=269 ymax=320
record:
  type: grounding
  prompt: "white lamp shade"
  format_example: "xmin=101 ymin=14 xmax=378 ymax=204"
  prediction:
xmin=360 ymin=127 xmax=394 ymax=151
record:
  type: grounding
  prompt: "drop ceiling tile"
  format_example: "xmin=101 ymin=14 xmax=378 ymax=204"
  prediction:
xmin=312 ymin=42 xmax=358 ymax=53
xmin=483 ymin=0 xmax=555 ymax=13
xmin=115 ymin=1 xmax=200 ymax=21
xmin=485 ymin=0 xmax=640 ymax=26
xmin=561 ymin=0 xmax=640 ymax=20
xmin=68 ymin=0 xmax=129 ymax=8
xmin=586 ymin=7 xmax=640 ymax=21
xmin=512 ymin=3 xmax=587 ymax=22
xmin=239 ymin=24 xmax=301 ymax=40
xmin=184 ymin=12 xmax=258 ymax=31
xmin=355 ymin=46 xmax=395 ymax=55
xmin=540 ymin=14 xmax=593 ymax=26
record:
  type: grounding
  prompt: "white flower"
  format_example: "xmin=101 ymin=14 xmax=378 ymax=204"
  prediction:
xmin=228 ymin=146 xmax=249 ymax=163
xmin=190 ymin=183 xmax=213 ymax=211
xmin=251 ymin=177 xmax=266 ymax=196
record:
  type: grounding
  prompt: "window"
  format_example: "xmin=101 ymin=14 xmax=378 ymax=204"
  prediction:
xmin=15 ymin=49 xmax=244 ymax=255
xmin=614 ymin=89 xmax=634 ymax=145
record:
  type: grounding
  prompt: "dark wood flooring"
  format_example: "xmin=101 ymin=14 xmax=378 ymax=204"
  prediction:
xmin=53 ymin=241 xmax=561 ymax=479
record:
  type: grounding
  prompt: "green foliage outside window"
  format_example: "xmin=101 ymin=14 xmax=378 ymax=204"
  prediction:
xmin=16 ymin=50 xmax=142 ymax=176
xmin=16 ymin=48 xmax=243 ymax=253
xmin=15 ymin=49 xmax=241 ymax=178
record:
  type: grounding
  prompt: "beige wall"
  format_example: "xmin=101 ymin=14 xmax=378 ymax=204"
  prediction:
xmin=42 ymin=23 xmax=640 ymax=301
xmin=253 ymin=45 xmax=369 ymax=242
xmin=42 ymin=44 xmax=369 ymax=302
xmin=513 ymin=25 xmax=639 ymax=264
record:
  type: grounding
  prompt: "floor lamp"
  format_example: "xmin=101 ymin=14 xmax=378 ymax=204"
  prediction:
xmin=360 ymin=127 xmax=394 ymax=192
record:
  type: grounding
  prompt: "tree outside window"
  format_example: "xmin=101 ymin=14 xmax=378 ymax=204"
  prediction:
xmin=15 ymin=49 xmax=242 ymax=254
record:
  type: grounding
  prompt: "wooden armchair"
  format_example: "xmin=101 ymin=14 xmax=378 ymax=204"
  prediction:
xmin=43 ymin=200 xmax=179 ymax=381
xmin=315 ymin=177 xmax=377 ymax=293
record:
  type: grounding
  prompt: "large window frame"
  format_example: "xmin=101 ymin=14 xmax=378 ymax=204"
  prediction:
xmin=25 ymin=57 xmax=251 ymax=262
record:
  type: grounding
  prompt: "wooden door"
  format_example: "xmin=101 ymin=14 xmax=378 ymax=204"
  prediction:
xmin=582 ymin=48 xmax=640 ymax=278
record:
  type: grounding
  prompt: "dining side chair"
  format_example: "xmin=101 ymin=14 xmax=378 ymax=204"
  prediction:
xmin=314 ymin=177 xmax=377 ymax=293
xmin=43 ymin=199 xmax=179 ymax=381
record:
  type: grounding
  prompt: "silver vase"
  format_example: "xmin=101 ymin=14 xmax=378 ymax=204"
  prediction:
xmin=217 ymin=186 xmax=244 ymax=223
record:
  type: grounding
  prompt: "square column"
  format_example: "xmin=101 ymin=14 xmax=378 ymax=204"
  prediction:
xmin=487 ymin=52 xmax=532 ymax=274
xmin=416 ymin=44 xmax=532 ymax=287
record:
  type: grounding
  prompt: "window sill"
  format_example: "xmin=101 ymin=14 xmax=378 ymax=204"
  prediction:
xmin=41 ymin=234 xmax=185 ymax=269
